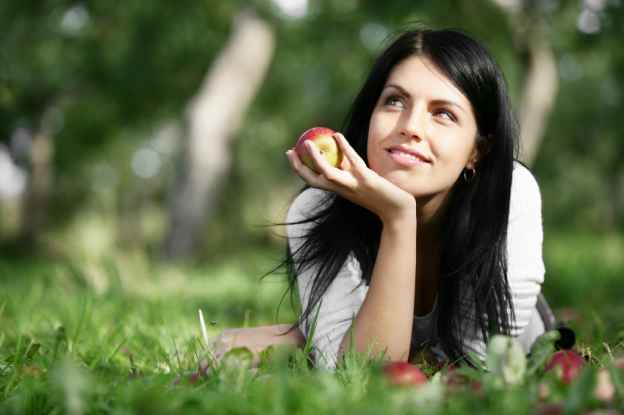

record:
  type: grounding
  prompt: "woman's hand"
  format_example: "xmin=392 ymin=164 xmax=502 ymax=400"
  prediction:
xmin=211 ymin=325 xmax=305 ymax=367
xmin=286 ymin=132 xmax=416 ymax=223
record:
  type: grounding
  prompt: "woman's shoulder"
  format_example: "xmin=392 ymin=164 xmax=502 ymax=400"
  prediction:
xmin=511 ymin=161 xmax=542 ymax=212
xmin=286 ymin=187 xmax=331 ymax=241
xmin=512 ymin=161 xmax=541 ymax=191
xmin=286 ymin=187 xmax=330 ymax=223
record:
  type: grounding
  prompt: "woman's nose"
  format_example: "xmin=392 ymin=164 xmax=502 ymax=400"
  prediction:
xmin=399 ymin=108 xmax=425 ymax=141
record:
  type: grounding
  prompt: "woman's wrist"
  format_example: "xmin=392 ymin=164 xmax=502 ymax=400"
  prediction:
xmin=380 ymin=201 xmax=417 ymax=230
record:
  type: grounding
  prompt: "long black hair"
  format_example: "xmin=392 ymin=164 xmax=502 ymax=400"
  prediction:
xmin=265 ymin=28 xmax=520 ymax=367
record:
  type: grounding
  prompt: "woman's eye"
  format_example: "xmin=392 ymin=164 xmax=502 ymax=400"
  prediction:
xmin=434 ymin=109 xmax=456 ymax=122
xmin=383 ymin=95 xmax=404 ymax=108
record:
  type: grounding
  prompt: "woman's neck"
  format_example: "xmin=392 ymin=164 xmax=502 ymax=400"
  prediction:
xmin=412 ymin=190 xmax=452 ymax=314
xmin=415 ymin=189 xmax=450 ymax=243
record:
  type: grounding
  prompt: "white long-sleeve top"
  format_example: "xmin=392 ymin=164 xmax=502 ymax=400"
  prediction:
xmin=286 ymin=161 xmax=546 ymax=370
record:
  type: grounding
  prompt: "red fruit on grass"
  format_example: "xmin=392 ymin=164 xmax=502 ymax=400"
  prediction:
xmin=544 ymin=350 xmax=585 ymax=384
xmin=188 ymin=372 xmax=201 ymax=384
xmin=444 ymin=366 xmax=483 ymax=397
xmin=536 ymin=403 xmax=564 ymax=415
xmin=294 ymin=127 xmax=343 ymax=173
xmin=382 ymin=361 xmax=428 ymax=386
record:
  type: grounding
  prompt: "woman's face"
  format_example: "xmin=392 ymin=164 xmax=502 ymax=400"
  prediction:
xmin=367 ymin=55 xmax=480 ymax=204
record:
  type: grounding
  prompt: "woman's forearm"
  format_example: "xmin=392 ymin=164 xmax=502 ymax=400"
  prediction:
xmin=261 ymin=324 xmax=306 ymax=347
xmin=337 ymin=211 xmax=418 ymax=363
xmin=214 ymin=324 xmax=306 ymax=356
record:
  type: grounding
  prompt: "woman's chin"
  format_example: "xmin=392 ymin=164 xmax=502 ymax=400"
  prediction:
xmin=391 ymin=179 xmax=448 ymax=201
xmin=392 ymin=182 xmax=434 ymax=199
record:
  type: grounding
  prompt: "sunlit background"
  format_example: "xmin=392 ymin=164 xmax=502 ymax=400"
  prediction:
xmin=1 ymin=0 xmax=623 ymax=330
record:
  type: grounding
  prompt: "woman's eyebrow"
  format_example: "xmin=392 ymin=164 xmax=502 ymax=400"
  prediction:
xmin=430 ymin=99 xmax=467 ymax=115
xmin=383 ymin=84 xmax=466 ymax=114
xmin=384 ymin=84 xmax=410 ymax=96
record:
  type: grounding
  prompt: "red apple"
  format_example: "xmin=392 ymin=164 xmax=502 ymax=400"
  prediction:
xmin=444 ymin=366 xmax=483 ymax=396
xmin=536 ymin=403 xmax=564 ymax=415
xmin=295 ymin=127 xmax=343 ymax=173
xmin=382 ymin=361 xmax=428 ymax=387
xmin=544 ymin=350 xmax=585 ymax=384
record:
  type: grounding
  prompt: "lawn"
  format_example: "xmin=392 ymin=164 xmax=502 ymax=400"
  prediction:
xmin=0 ymin=231 xmax=622 ymax=414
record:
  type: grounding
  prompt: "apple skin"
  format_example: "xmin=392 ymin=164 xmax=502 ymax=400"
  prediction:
xmin=444 ymin=364 xmax=484 ymax=396
xmin=295 ymin=127 xmax=343 ymax=173
xmin=382 ymin=361 xmax=428 ymax=387
xmin=544 ymin=350 xmax=585 ymax=384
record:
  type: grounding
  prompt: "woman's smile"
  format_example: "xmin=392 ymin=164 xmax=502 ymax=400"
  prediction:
xmin=386 ymin=145 xmax=433 ymax=167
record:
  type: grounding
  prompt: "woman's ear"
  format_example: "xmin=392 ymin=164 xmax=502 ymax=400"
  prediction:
xmin=467 ymin=136 xmax=492 ymax=169
xmin=466 ymin=148 xmax=479 ymax=170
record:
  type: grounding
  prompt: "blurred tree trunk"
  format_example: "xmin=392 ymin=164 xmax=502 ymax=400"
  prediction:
xmin=162 ymin=9 xmax=274 ymax=260
xmin=492 ymin=0 xmax=559 ymax=167
xmin=18 ymin=112 xmax=55 ymax=247
xmin=516 ymin=28 xmax=558 ymax=166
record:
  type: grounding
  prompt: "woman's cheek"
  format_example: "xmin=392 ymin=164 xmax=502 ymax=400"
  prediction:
xmin=367 ymin=116 xmax=384 ymax=164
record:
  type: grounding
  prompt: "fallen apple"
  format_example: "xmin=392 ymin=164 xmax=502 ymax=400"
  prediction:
xmin=544 ymin=350 xmax=585 ymax=384
xmin=536 ymin=403 xmax=564 ymax=415
xmin=382 ymin=361 xmax=428 ymax=387
xmin=295 ymin=127 xmax=343 ymax=173
xmin=444 ymin=368 xmax=484 ymax=397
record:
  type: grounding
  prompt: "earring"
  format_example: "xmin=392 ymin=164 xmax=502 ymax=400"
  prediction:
xmin=463 ymin=167 xmax=476 ymax=183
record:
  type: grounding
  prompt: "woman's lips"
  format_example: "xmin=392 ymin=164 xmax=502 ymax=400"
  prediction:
xmin=386 ymin=149 xmax=431 ymax=167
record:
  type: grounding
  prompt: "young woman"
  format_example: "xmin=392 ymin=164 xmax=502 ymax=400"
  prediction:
xmin=212 ymin=28 xmax=555 ymax=370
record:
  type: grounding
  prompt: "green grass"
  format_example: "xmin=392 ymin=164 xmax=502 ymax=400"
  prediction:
xmin=543 ymin=230 xmax=624 ymax=350
xmin=0 ymin=232 xmax=623 ymax=414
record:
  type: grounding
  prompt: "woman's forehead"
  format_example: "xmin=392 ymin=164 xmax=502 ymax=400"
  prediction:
xmin=384 ymin=56 xmax=472 ymax=109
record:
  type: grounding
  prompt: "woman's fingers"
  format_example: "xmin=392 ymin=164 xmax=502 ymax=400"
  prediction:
xmin=303 ymin=141 xmax=330 ymax=174
xmin=303 ymin=144 xmax=358 ymax=189
xmin=211 ymin=333 xmax=230 ymax=360
xmin=287 ymin=147 xmax=356 ymax=191
xmin=285 ymin=130 xmax=369 ymax=194
xmin=286 ymin=148 xmax=327 ymax=187
xmin=333 ymin=132 xmax=368 ymax=171
xmin=210 ymin=329 xmax=263 ymax=368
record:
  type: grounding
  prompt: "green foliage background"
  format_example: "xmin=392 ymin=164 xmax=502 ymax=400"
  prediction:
xmin=1 ymin=0 xmax=623 ymax=254
xmin=1 ymin=2 xmax=623 ymax=413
